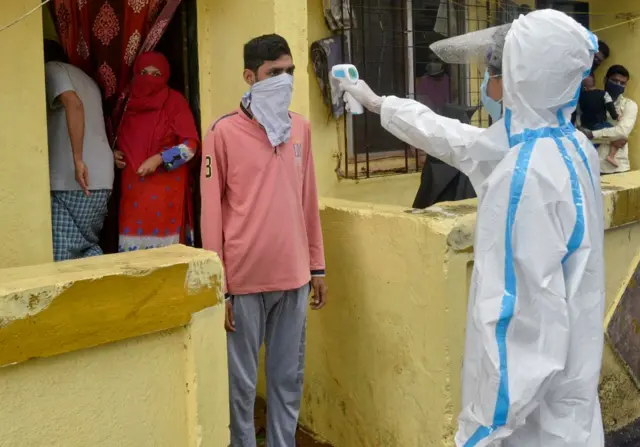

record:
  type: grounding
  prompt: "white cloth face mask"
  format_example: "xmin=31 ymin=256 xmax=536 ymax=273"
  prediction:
xmin=242 ymin=73 xmax=294 ymax=147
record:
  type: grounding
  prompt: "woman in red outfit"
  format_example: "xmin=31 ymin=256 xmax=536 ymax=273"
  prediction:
xmin=114 ymin=52 xmax=199 ymax=251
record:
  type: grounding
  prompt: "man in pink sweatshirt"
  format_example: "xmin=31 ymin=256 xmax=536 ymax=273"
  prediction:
xmin=200 ymin=34 xmax=327 ymax=447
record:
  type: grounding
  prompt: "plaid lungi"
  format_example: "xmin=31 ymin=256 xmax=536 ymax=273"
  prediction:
xmin=51 ymin=189 xmax=111 ymax=261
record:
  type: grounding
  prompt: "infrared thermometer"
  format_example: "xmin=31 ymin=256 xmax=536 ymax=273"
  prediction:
xmin=331 ymin=64 xmax=364 ymax=115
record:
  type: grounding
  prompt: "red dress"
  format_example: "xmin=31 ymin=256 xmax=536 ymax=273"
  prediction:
xmin=118 ymin=136 xmax=197 ymax=251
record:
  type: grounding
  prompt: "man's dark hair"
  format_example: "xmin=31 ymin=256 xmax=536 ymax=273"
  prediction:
xmin=606 ymin=64 xmax=630 ymax=80
xmin=44 ymin=39 xmax=68 ymax=63
xmin=243 ymin=34 xmax=291 ymax=72
xmin=598 ymin=40 xmax=610 ymax=58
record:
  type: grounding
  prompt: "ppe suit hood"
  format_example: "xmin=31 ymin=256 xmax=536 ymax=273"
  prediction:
xmin=502 ymin=9 xmax=597 ymax=135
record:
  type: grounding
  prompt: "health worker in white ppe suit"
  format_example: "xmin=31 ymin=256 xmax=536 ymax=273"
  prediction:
xmin=340 ymin=9 xmax=605 ymax=447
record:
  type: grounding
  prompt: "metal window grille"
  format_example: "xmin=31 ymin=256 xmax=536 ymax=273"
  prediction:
xmin=337 ymin=0 xmax=529 ymax=179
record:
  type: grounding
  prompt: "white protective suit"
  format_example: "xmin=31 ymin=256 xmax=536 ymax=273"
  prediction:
xmin=379 ymin=10 xmax=605 ymax=446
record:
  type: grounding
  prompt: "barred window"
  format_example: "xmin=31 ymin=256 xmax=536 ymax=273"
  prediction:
xmin=338 ymin=0 xmax=531 ymax=179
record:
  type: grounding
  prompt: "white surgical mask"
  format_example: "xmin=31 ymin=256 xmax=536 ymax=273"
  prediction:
xmin=480 ymin=69 xmax=503 ymax=122
xmin=242 ymin=73 xmax=294 ymax=147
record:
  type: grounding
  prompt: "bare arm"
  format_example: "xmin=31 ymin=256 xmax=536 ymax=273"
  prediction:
xmin=58 ymin=90 xmax=85 ymax=165
xmin=58 ymin=90 xmax=90 ymax=195
xmin=381 ymin=97 xmax=484 ymax=169
xmin=380 ymin=96 xmax=506 ymax=189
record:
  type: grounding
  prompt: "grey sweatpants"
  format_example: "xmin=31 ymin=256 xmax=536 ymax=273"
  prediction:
xmin=227 ymin=284 xmax=310 ymax=447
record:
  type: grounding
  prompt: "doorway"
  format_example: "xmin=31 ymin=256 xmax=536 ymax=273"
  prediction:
xmin=99 ymin=0 xmax=202 ymax=253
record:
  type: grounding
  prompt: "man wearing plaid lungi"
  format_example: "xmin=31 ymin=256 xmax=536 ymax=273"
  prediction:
xmin=45 ymin=40 xmax=114 ymax=261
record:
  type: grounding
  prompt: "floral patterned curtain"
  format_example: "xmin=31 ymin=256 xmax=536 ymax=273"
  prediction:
xmin=52 ymin=0 xmax=183 ymax=141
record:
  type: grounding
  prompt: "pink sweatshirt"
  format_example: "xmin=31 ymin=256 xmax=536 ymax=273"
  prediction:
xmin=200 ymin=106 xmax=325 ymax=295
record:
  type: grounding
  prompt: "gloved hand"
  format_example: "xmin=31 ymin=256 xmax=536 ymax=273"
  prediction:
xmin=339 ymin=79 xmax=385 ymax=114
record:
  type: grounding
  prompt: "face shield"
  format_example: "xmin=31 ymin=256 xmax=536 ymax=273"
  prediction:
xmin=430 ymin=23 xmax=510 ymax=75
xmin=430 ymin=24 xmax=511 ymax=120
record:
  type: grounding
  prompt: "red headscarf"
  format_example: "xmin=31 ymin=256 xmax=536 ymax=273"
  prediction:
xmin=117 ymin=52 xmax=199 ymax=171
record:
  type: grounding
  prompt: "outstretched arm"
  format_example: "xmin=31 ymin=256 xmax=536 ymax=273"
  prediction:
xmin=381 ymin=96 xmax=485 ymax=172
xmin=339 ymin=80 xmax=494 ymax=186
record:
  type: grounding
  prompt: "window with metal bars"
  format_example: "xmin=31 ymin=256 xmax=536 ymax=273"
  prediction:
xmin=338 ymin=0 xmax=530 ymax=179
xmin=536 ymin=1 xmax=589 ymax=29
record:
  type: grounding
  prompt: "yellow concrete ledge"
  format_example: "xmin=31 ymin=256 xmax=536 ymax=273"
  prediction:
xmin=441 ymin=171 xmax=640 ymax=253
xmin=319 ymin=196 xmax=475 ymax=236
xmin=601 ymin=171 xmax=640 ymax=229
xmin=0 ymin=245 xmax=224 ymax=368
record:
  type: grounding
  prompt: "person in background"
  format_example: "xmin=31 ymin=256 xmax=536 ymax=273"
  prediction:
xmin=44 ymin=39 xmax=114 ymax=261
xmin=200 ymin=34 xmax=327 ymax=447
xmin=572 ymin=39 xmax=610 ymax=126
xmin=415 ymin=51 xmax=450 ymax=114
xmin=114 ymin=52 xmax=200 ymax=251
xmin=592 ymin=39 xmax=610 ymax=74
xmin=578 ymin=73 xmax=619 ymax=166
xmin=583 ymin=65 xmax=637 ymax=174
xmin=412 ymin=51 xmax=476 ymax=209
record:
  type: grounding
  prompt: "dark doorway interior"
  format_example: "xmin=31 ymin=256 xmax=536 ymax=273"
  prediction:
xmin=155 ymin=0 xmax=201 ymax=127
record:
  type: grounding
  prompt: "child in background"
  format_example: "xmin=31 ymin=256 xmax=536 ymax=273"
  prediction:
xmin=579 ymin=74 xmax=621 ymax=166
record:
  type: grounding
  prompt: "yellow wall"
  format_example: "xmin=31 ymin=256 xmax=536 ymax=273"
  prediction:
xmin=0 ymin=2 xmax=53 ymax=268
xmin=2 ymin=329 xmax=190 ymax=446
xmin=600 ymin=228 xmax=640 ymax=431
xmin=1 ymin=315 xmax=229 ymax=447
xmin=598 ymin=172 xmax=640 ymax=431
xmin=328 ymin=173 xmax=422 ymax=207
xmin=306 ymin=0 xmax=344 ymax=195
xmin=0 ymin=246 xmax=229 ymax=446
xmin=590 ymin=0 xmax=640 ymax=171
xmin=302 ymin=198 xmax=473 ymax=446
xmin=197 ymin=0 xmax=273 ymax=128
